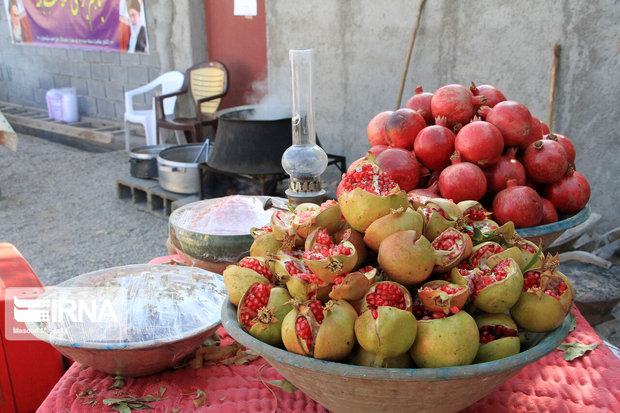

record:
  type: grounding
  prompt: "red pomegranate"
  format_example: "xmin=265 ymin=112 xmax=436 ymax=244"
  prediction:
xmin=470 ymin=82 xmax=506 ymax=108
xmin=413 ymin=117 xmax=456 ymax=171
xmin=438 ymin=156 xmax=487 ymax=203
xmin=480 ymin=101 xmax=532 ymax=147
xmin=543 ymin=133 xmax=576 ymax=165
xmin=405 ymin=86 xmax=434 ymax=124
xmin=523 ymin=139 xmax=568 ymax=184
xmin=492 ymin=180 xmax=543 ymax=228
xmin=431 ymin=84 xmax=486 ymax=130
xmin=368 ymin=144 xmax=390 ymax=159
xmin=376 ymin=148 xmax=421 ymax=192
xmin=542 ymin=168 xmax=590 ymax=215
xmin=540 ymin=198 xmax=559 ymax=224
xmin=367 ymin=111 xmax=392 ymax=146
xmin=454 ymin=120 xmax=504 ymax=168
xmin=518 ymin=114 xmax=544 ymax=154
xmin=541 ymin=121 xmax=551 ymax=135
xmin=384 ymin=108 xmax=426 ymax=150
xmin=483 ymin=147 xmax=526 ymax=193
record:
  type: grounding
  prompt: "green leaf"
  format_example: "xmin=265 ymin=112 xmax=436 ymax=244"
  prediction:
xmin=568 ymin=312 xmax=577 ymax=332
xmin=109 ymin=375 xmax=126 ymax=390
xmin=111 ymin=404 xmax=132 ymax=413
xmin=557 ymin=342 xmax=599 ymax=361
xmin=521 ymin=241 xmax=543 ymax=273
xmin=193 ymin=389 xmax=208 ymax=408
xmin=267 ymin=379 xmax=298 ymax=393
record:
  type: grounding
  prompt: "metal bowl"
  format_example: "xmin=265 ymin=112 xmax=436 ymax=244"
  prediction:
xmin=222 ymin=300 xmax=572 ymax=413
xmin=516 ymin=204 xmax=591 ymax=249
xmin=26 ymin=264 xmax=227 ymax=377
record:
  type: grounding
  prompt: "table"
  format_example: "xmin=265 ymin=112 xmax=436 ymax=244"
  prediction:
xmin=37 ymin=257 xmax=620 ymax=413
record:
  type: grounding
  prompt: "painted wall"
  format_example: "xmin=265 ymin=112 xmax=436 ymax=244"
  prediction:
xmin=264 ymin=0 xmax=620 ymax=232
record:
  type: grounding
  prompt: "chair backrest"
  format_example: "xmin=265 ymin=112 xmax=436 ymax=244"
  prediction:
xmin=186 ymin=61 xmax=228 ymax=116
xmin=158 ymin=71 xmax=185 ymax=115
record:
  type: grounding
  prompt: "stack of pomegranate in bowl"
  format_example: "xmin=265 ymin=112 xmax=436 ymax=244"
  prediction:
xmin=221 ymin=153 xmax=573 ymax=413
xmin=366 ymin=82 xmax=591 ymax=247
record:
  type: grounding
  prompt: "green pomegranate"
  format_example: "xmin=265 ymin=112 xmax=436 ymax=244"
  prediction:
xmin=474 ymin=312 xmax=520 ymax=363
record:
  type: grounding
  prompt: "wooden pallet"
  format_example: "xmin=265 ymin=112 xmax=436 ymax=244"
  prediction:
xmin=116 ymin=176 xmax=199 ymax=219
xmin=0 ymin=101 xmax=127 ymax=150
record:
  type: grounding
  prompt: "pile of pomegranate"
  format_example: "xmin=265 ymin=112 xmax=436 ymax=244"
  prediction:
xmin=223 ymin=156 xmax=575 ymax=368
xmin=365 ymin=82 xmax=591 ymax=228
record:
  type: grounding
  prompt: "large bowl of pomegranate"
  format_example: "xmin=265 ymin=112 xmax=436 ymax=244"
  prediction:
xmin=217 ymin=155 xmax=576 ymax=412
xmin=26 ymin=264 xmax=227 ymax=377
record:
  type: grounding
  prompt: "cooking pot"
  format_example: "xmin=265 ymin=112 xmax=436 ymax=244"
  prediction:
xmin=208 ymin=105 xmax=292 ymax=175
xmin=129 ymin=145 xmax=172 ymax=179
xmin=157 ymin=144 xmax=208 ymax=194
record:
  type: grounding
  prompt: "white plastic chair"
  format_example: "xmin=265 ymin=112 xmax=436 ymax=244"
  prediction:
xmin=124 ymin=71 xmax=185 ymax=151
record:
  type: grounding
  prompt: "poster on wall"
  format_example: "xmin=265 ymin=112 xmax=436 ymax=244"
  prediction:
xmin=2 ymin=0 xmax=149 ymax=53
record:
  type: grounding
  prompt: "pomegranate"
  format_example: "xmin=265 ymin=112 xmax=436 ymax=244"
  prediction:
xmin=368 ymin=144 xmax=390 ymax=159
xmin=510 ymin=254 xmax=574 ymax=332
xmin=540 ymin=197 xmax=559 ymax=224
xmin=273 ymin=254 xmax=325 ymax=302
xmin=431 ymin=227 xmax=473 ymax=272
xmin=281 ymin=299 xmax=357 ymax=361
xmin=523 ymin=139 xmax=568 ymax=184
xmin=541 ymin=121 xmax=550 ymax=135
xmin=329 ymin=266 xmax=377 ymax=302
xmin=366 ymin=110 xmax=392 ymax=146
xmin=333 ymin=225 xmax=368 ymax=268
xmin=363 ymin=207 xmax=424 ymax=252
xmin=453 ymin=257 xmax=524 ymax=314
xmin=377 ymin=230 xmax=435 ymax=285
xmin=407 ymin=180 xmax=440 ymax=209
xmin=480 ymin=101 xmax=532 ymax=147
xmin=249 ymin=226 xmax=282 ymax=258
xmin=438 ymin=156 xmax=487 ymax=202
xmin=417 ymin=280 xmax=469 ymax=314
xmin=349 ymin=346 xmax=414 ymax=368
xmin=384 ymin=108 xmax=427 ymax=150
xmin=418 ymin=198 xmax=460 ymax=241
xmin=518 ymin=115 xmax=544 ymax=154
xmin=355 ymin=281 xmax=418 ymax=367
xmin=483 ymin=147 xmax=527 ymax=193
xmin=430 ymin=84 xmax=486 ymax=129
xmin=542 ymin=168 xmax=590 ymax=214
xmin=413 ymin=116 xmax=456 ymax=171
xmin=271 ymin=210 xmax=304 ymax=249
xmin=409 ymin=310 xmax=479 ymax=368
xmin=454 ymin=120 xmax=504 ymax=168
xmin=375 ymin=147 xmax=421 ymax=192
xmin=492 ymin=180 xmax=543 ymax=228
xmin=302 ymin=228 xmax=358 ymax=283
xmin=470 ymin=82 xmax=506 ymax=108
xmin=543 ymin=133 xmax=576 ymax=165
xmin=474 ymin=313 xmax=520 ymax=363
xmin=223 ymin=257 xmax=273 ymax=306
xmin=456 ymin=241 xmax=505 ymax=271
xmin=405 ymin=85 xmax=434 ymax=124
xmin=238 ymin=283 xmax=292 ymax=346
xmin=292 ymin=200 xmax=342 ymax=239
xmin=337 ymin=156 xmax=408 ymax=232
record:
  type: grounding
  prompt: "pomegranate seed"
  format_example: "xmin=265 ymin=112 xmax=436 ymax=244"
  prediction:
xmin=465 ymin=209 xmax=486 ymax=221
xmin=296 ymin=317 xmax=314 ymax=350
xmin=308 ymin=300 xmax=324 ymax=323
xmin=239 ymin=284 xmax=272 ymax=327
xmin=479 ymin=324 xmax=517 ymax=344
xmin=238 ymin=257 xmax=273 ymax=282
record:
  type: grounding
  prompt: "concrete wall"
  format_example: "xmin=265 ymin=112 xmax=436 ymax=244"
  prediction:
xmin=0 ymin=0 xmax=206 ymax=119
xmin=265 ymin=0 xmax=620 ymax=231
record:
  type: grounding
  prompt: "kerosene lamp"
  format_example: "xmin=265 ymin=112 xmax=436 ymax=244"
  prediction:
xmin=281 ymin=49 xmax=328 ymax=206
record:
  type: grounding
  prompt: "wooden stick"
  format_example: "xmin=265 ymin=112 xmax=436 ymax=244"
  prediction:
xmin=396 ymin=0 xmax=426 ymax=110
xmin=547 ymin=44 xmax=560 ymax=131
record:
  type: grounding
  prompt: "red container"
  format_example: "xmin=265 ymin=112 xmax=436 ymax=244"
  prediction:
xmin=0 ymin=243 xmax=65 ymax=413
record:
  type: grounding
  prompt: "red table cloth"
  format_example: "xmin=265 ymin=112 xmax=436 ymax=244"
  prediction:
xmin=37 ymin=258 xmax=620 ymax=413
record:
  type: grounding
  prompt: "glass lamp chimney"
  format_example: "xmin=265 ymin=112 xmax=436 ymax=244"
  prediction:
xmin=281 ymin=49 xmax=328 ymax=206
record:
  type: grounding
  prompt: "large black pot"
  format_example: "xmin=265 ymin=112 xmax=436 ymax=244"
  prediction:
xmin=208 ymin=105 xmax=292 ymax=175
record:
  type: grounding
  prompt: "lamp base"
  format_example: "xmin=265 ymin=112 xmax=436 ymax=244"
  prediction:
xmin=285 ymin=188 xmax=326 ymax=207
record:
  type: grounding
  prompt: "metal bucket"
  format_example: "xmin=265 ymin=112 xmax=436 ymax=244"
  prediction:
xmin=129 ymin=145 xmax=172 ymax=179
xmin=157 ymin=144 xmax=208 ymax=194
